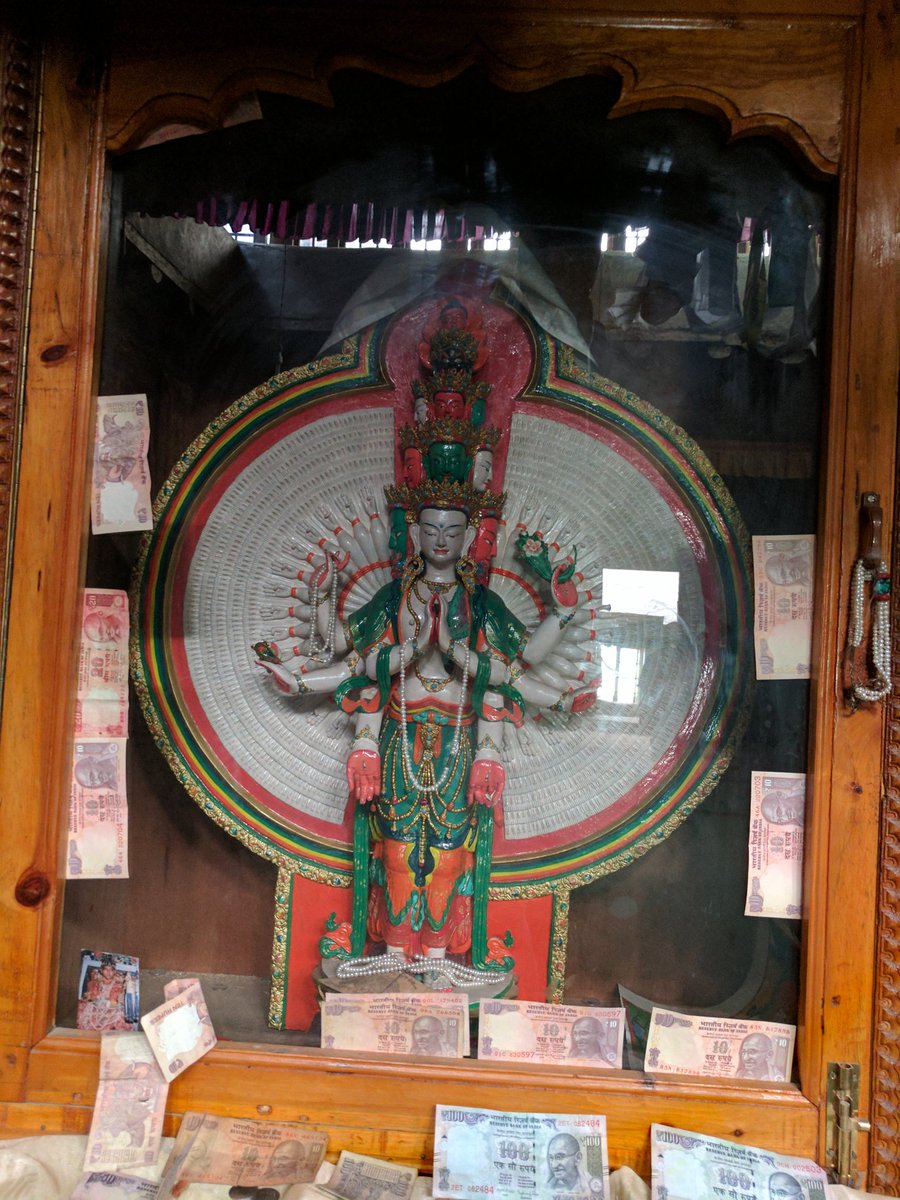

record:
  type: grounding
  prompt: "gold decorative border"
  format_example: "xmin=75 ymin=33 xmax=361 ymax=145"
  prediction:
xmin=0 ymin=26 xmax=40 ymax=716
xmin=869 ymin=479 xmax=900 ymax=1191
xmin=268 ymin=864 xmax=293 ymax=1027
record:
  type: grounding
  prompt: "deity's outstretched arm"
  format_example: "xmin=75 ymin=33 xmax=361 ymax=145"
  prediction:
xmin=520 ymin=564 xmax=581 ymax=666
xmin=253 ymin=655 xmax=353 ymax=696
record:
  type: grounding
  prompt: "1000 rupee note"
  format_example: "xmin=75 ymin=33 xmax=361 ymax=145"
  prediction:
xmin=745 ymin=771 xmax=805 ymax=919
xmin=478 ymin=999 xmax=624 ymax=1067
xmin=753 ymin=535 xmax=815 ymax=680
xmin=326 ymin=1149 xmax=418 ymax=1200
xmin=651 ymin=1124 xmax=828 ymax=1199
xmin=158 ymin=1111 xmax=328 ymax=1194
xmin=645 ymin=1007 xmax=795 ymax=1081
xmin=91 ymin=393 xmax=153 ymax=535
xmin=321 ymin=992 xmax=469 ymax=1058
xmin=83 ymin=1032 xmax=168 ymax=1173
xmin=433 ymin=1105 xmax=609 ymax=1200
xmin=76 ymin=589 xmax=130 ymax=737
xmin=67 ymin=738 xmax=129 ymax=879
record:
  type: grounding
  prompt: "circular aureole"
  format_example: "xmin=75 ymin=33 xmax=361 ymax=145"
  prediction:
xmin=132 ymin=300 xmax=752 ymax=895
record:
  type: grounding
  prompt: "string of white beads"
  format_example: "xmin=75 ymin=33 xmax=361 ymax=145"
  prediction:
xmin=307 ymin=559 xmax=339 ymax=664
xmin=848 ymin=558 xmax=892 ymax=703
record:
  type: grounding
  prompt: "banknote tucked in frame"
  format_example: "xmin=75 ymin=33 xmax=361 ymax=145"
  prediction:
xmin=67 ymin=737 xmax=129 ymax=879
xmin=83 ymin=1032 xmax=168 ymax=1173
xmin=321 ymin=992 xmax=470 ymax=1057
xmin=645 ymin=1007 xmax=795 ymax=1082
xmin=76 ymin=589 xmax=130 ymax=738
xmin=433 ymin=1105 xmax=609 ymax=1200
xmin=140 ymin=979 xmax=217 ymax=1081
xmin=477 ymin=999 xmax=624 ymax=1068
xmin=745 ymin=771 xmax=805 ymax=919
xmin=92 ymin=393 xmax=153 ymax=535
xmin=651 ymin=1124 xmax=829 ymax=1199
xmin=752 ymin=535 xmax=815 ymax=680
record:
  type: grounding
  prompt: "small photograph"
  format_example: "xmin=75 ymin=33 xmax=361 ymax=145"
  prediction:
xmin=76 ymin=949 xmax=140 ymax=1032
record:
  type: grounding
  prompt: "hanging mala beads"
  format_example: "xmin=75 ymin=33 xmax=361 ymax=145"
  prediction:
xmin=307 ymin=556 xmax=339 ymax=664
xmin=847 ymin=557 xmax=892 ymax=703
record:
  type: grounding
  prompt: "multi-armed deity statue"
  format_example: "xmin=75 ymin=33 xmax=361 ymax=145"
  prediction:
xmin=255 ymin=296 xmax=596 ymax=990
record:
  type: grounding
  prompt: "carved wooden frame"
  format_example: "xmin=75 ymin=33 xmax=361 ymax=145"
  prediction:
xmin=0 ymin=2 xmax=896 ymax=1188
xmin=0 ymin=24 xmax=39 ymax=718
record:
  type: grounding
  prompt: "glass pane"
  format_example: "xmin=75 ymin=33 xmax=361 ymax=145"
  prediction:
xmin=60 ymin=72 xmax=828 ymax=1067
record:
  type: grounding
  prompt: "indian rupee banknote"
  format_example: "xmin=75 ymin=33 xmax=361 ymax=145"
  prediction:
xmin=745 ymin=771 xmax=805 ymax=919
xmin=157 ymin=1111 xmax=328 ymax=1196
xmin=752 ymin=535 xmax=815 ymax=680
xmin=76 ymin=589 xmax=129 ymax=738
xmin=645 ymin=1007 xmax=795 ymax=1081
xmin=67 ymin=738 xmax=129 ymax=879
xmin=83 ymin=1032 xmax=168 ymax=1172
xmin=91 ymin=393 xmax=153 ymax=535
xmin=651 ymin=1123 xmax=828 ymax=1199
xmin=477 ymin=999 xmax=624 ymax=1067
xmin=432 ymin=1105 xmax=609 ymax=1200
xmin=321 ymin=992 xmax=469 ymax=1058
xmin=141 ymin=980 xmax=217 ymax=1082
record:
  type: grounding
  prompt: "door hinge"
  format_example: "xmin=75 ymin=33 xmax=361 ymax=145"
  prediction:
xmin=825 ymin=1062 xmax=872 ymax=1186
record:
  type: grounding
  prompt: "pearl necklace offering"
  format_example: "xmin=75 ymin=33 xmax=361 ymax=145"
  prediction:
xmin=336 ymin=950 xmax=494 ymax=985
xmin=307 ymin=559 xmax=339 ymax=664
xmin=398 ymin=636 xmax=471 ymax=795
xmin=847 ymin=557 xmax=892 ymax=703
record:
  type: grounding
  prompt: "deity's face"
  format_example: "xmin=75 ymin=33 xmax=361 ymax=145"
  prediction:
xmin=402 ymin=446 xmax=424 ymax=486
xmin=432 ymin=391 xmax=466 ymax=420
xmin=439 ymin=302 xmax=468 ymax=329
xmin=471 ymin=449 xmax=493 ymax=492
xmin=472 ymin=518 xmax=499 ymax=568
xmin=414 ymin=507 xmax=472 ymax=570
xmin=425 ymin=441 xmax=468 ymax=482
xmin=739 ymin=1033 xmax=773 ymax=1077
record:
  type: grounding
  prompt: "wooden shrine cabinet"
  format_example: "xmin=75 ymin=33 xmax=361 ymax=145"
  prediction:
xmin=0 ymin=0 xmax=898 ymax=1191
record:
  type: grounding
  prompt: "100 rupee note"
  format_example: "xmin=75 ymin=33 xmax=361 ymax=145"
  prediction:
xmin=433 ymin=1105 xmax=609 ymax=1200
xmin=651 ymin=1124 xmax=828 ymax=1199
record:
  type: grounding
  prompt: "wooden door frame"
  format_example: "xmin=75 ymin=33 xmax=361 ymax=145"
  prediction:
xmin=0 ymin=1 xmax=896 ymax=1188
